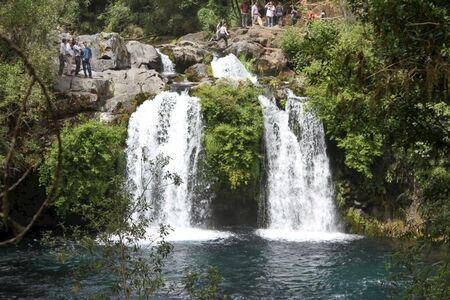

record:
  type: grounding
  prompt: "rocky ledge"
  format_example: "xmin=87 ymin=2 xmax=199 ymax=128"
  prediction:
xmin=55 ymin=27 xmax=290 ymax=121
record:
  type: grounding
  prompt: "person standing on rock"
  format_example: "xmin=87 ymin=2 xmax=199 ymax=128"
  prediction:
xmin=275 ymin=2 xmax=284 ymax=26
xmin=265 ymin=2 xmax=275 ymax=27
xmin=290 ymin=6 xmax=299 ymax=25
xmin=72 ymin=40 xmax=82 ymax=76
xmin=65 ymin=39 xmax=74 ymax=75
xmin=58 ymin=38 xmax=67 ymax=76
xmin=251 ymin=1 xmax=261 ymax=26
xmin=240 ymin=1 xmax=250 ymax=28
xmin=217 ymin=22 xmax=230 ymax=47
xmin=82 ymin=41 xmax=92 ymax=78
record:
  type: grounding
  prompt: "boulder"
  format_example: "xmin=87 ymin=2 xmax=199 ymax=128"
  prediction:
xmin=54 ymin=92 xmax=100 ymax=117
xmin=225 ymin=40 xmax=265 ymax=59
xmin=185 ymin=63 xmax=210 ymax=82
xmin=103 ymin=93 xmax=139 ymax=114
xmin=233 ymin=27 xmax=281 ymax=48
xmin=100 ymin=68 xmax=165 ymax=95
xmin=55 ymin=76 xmax=114 ymax=101
xmin=100 ymin=69 xmax=165 ymax=114
xmin=170 ymin=45 xmax=209 ymax=73
xmin=177 ymin=31 xmax=210 ymax=46
xmin=77 ymin=32 xmax=131 ymax=71
xmin=255 ymin=48 xmax=288 ymax=76
xmin=126 ymin=41 xmax=162 ymax=71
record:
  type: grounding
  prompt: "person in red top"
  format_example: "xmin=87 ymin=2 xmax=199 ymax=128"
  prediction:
xmin=307 ymin=10 xmax=316 ymax=22
xmin=240 ymin=1 xmax=250 ymax=28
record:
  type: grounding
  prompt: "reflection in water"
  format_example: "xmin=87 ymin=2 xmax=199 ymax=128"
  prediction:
xmin=0 ymin=233 xmax=400 ymax=299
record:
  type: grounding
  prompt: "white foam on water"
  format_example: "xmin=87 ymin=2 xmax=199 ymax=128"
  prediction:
xmin=256 ymin=229 xmax=362 ymax=243
xmin=142 ymin=227 xmax=233 ymax=243
xmin=211 ymin=53 xmax=257 ymax=84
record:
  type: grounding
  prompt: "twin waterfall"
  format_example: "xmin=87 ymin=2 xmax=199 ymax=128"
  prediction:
xmin=126 ymin=92 xmax=203 ymax=229
xmin=126 ymin=53 xmax=341 ymax=241
xmin=258 ymin=93 xmax=339 ymax=234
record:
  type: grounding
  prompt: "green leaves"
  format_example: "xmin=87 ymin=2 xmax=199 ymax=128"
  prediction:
xmin=39 ymin=119 xmax=126 ymax=217
xmin=193 ymin=81 xmax=263 ymax=189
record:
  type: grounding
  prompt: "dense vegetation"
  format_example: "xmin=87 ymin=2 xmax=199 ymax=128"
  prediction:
xmin=54 ymin=0 xmax=243 ymax=38
xmin=1 ymin=0 xmax=449 ymax=298
xmin=280 ymin=1 xmax=449 ymax=297
xmin=193 ymin=81 xmax=263 ymax=190
xmin=39 ymin=120 xmax=126 ymax=219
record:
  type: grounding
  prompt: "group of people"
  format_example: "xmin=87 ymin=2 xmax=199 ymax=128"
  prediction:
xmin=58 ymin=38 xmax=93 ymax=78
xmin=240 ymin=1 xmax=328 ymax=28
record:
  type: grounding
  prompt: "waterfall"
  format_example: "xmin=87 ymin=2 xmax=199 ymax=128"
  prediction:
xmin=257 ymin=91 xmax=346 ymax=241
xmin=211 ymin=53 xmax=257 ymax=83
xmin=156 ymin=49 xmax=176 ymax=75
xmin=126 ymin=92 xmax=231 ymax=241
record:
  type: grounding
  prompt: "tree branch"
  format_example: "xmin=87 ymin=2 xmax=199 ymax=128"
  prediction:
xmin=0 ymin=32 xmax=62 ymax=246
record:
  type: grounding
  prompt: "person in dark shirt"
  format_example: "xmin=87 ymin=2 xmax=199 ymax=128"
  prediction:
xmin=82 ymin=41 xmax=93 ymax=78
xmin=240 ymin=1 xmax=250 ymax=28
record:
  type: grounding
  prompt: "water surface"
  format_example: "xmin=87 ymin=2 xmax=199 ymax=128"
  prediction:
xmin=0 ymin=230 xmax=401 ymax=299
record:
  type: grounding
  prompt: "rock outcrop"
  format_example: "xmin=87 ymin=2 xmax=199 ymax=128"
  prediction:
xmin=126 ymin=41 xmax=162 ymax=71
xmin=77 ymin=32 xmax=131 ymax=71
xmin=185 ymin=63 xmax=210 ymax=82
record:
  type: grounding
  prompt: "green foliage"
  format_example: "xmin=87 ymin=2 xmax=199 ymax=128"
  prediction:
xmin=183 ymin=266 xmax=228 ymax=300
xmin=238 ymin=54 xmax=256 ymax=74
xmin=100 ymin=0 xmax=132 ymax=33
xmin=193 ymin=81 xmax=263 ymax=189
xmin=198 ymin=6 xmax=219 ymax=33
xmin=281 ymin=1 xmax=450 ymax=297
xmin=39 ymin=120 xmax=126 ymax=217
xmin=279 ymin=21 xmax=340 ymax=72
xmin=41 ymin=154 xmax=181 ymax=299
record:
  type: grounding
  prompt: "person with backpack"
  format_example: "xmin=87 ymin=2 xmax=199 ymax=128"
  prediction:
xmin=291 ymin=6 xmax=299 ymax=25
xmin=82 ymin=41 xmax=92 ymax=78
xmin=275 ymin=2 xmax=284 ymax=26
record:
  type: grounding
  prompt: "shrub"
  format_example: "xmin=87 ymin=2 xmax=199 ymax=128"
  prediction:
xmin=192 ymin=81 xmax=263 ymax=189
xmin=39 ymin=119 xmax=126 ymax=218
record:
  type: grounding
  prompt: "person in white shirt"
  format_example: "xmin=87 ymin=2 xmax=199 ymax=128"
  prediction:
xmin=265 ymin=2 xmax=275 ymax=27
xmin=72 ymin=40 xmax=82 ymax=76
xmin=251 ymin=1 xmax=260 ymax=26
xmin=58 ymin=38 xmax=67 ymax=75
xmin=217 ymin=22 xmax=229 ymax=47
xmin=65 ymin=39 xmax=74 ymax=75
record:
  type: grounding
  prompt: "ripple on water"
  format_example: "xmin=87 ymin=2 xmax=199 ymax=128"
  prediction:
xmin=255 ymin=229 xmax=363 ymax=243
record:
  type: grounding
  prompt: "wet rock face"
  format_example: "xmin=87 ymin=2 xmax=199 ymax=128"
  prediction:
xmin=167 ymin=45 xmax=209 ymax=73
xmin=77 ymin=32 xmax=131 ymax=71
xmin=185 ymin=63 xmax=210 ymax=82
xmin=126 ymin=41 xmax=162 ymax=71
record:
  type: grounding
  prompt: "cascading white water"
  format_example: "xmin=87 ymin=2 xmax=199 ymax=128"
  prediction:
xmin=257 ymin=91 xmax=346 ymax=241
xmin=126 ymin=91 xmax=202 ymax=228
xmin=211 ymin=53 xmax=257 ymax=83
xmin=126 ymin=91 xmax=232 ymax=241
xmin=156 ymin=49 xmax=176 ymax=75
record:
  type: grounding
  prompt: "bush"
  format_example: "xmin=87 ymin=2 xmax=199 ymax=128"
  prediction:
xmin=279 ymin=21 xmax=340 ymax=72
xmin=192 ymin=81 xmax=263 ymax=189
xmin=39 ymin=120 xmax=126 ymax=218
